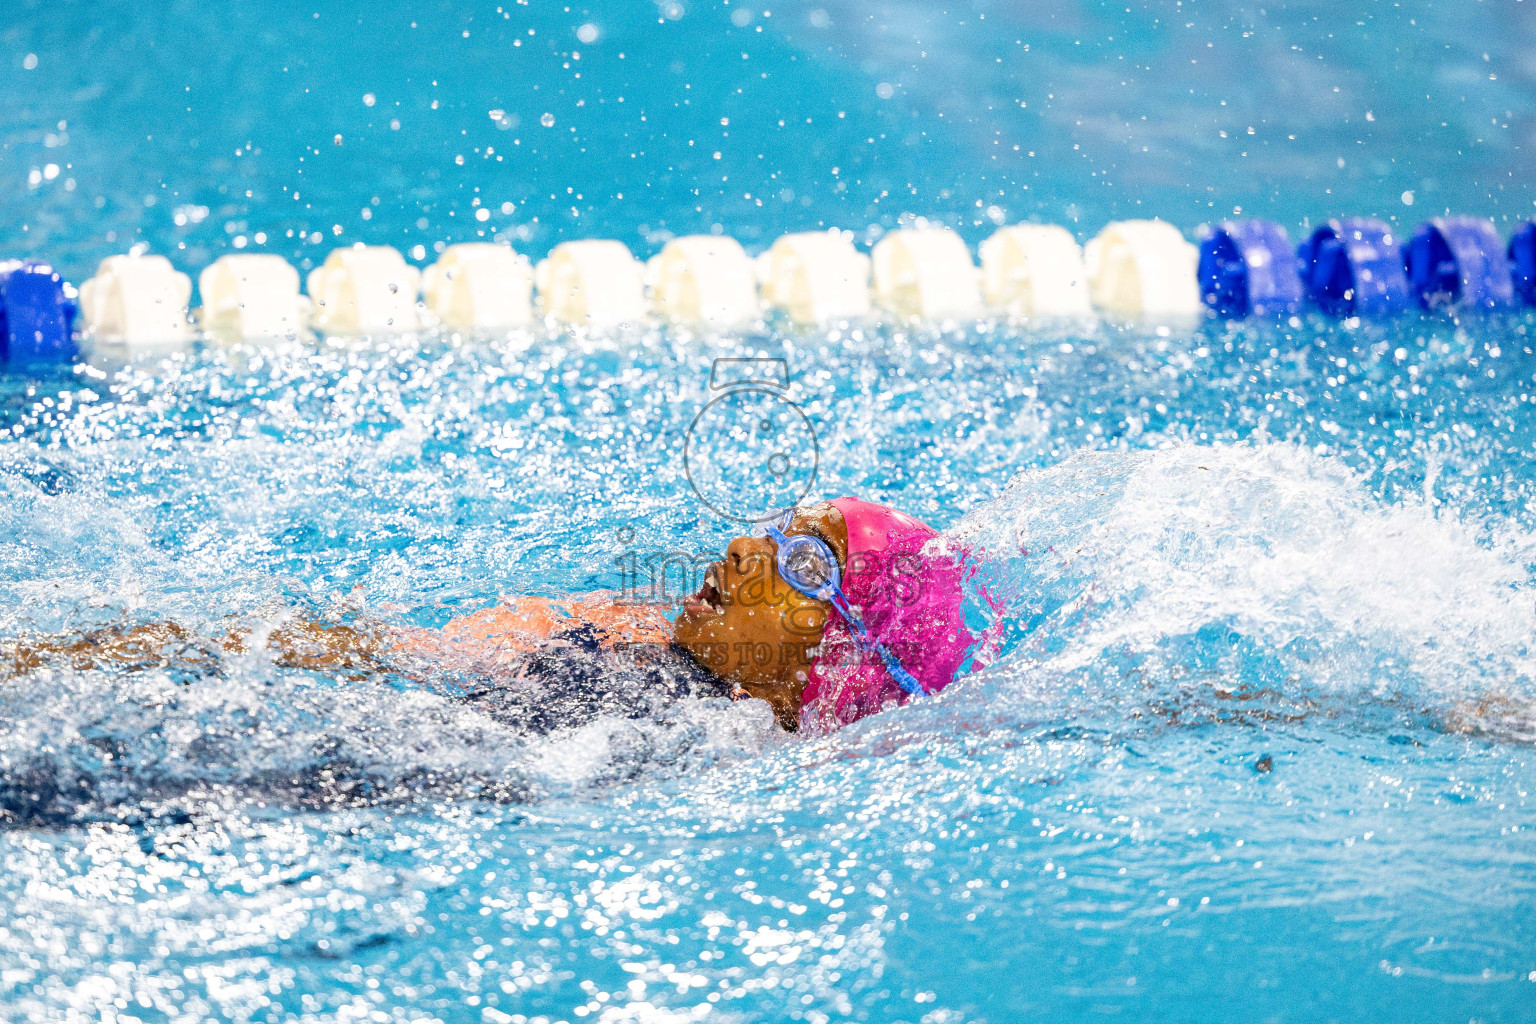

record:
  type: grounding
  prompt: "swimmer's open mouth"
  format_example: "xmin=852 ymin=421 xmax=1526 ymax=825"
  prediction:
xmin=684 ymin=562 xmax=724 ymax=617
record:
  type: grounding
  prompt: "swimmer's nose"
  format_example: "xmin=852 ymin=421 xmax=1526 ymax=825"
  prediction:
xmin=726 ymin=535 xmax=777 ymax=590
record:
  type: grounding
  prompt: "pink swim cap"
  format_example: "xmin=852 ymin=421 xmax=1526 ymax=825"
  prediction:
xmin=799 ymin=497 xmax=975 ymax=729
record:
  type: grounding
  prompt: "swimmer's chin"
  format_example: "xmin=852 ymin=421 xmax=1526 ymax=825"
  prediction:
xmin=669 ymin=606 xmax=710 ymax=648
xmin=668 ymin=627 xmax=804 ymax=732
xmin=676 ymin=597 xmax=721 ymax=623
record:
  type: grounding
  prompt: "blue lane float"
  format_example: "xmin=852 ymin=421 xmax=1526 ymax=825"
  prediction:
xmin=0 ymin=262 xmax=77 ymax=363
xmin=1198 ymin=219 xmax=1305 ymax=318
xmin=1405 ymin=216 xmax=1515 ymax=310
xmin=1296 ymin=218 xmax=1413 ymax=317
xmin=1510 ymin=221 xmax=1536 ymax=307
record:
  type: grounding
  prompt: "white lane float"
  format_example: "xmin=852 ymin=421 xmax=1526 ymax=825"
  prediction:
xmin=756 ymin=230 xmax=871 ymax=325
xmin=306 ymin=245 xmax=421 ymax=333
xmin=871 ymin=227 xmax=983 ymax=321
xmin=646 ymin=235 xmax=760 ymax=328
xmin=79 ymin=254 xmax=193 ymax=344
xmin=422 ymin=243 xmax=535 ymax=329
xmin=198 ymin=254 xmax=310 ymax=340
xmin=1083 ymin=219 xmax=1202 ymax=321
xmin=980 ymin=224 xmax=1093 ymax=318
xmin=535 ymin=239 xmax=647 ymax=327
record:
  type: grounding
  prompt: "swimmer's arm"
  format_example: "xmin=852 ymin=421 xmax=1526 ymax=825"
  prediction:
xmin=392 ymin=593 xmax=674 ymax=662
xmin=1 ymin=622 xmax=220 ymax=678
xmin=232 ymin=618 xmax=390 ymax=675
xmin=1 ymin=618 xmax=390 ymax=680
xmin=1 ymin=594 xmax=674 ymax=680
xmin=0 ymin=603 xmax=560 ymax=679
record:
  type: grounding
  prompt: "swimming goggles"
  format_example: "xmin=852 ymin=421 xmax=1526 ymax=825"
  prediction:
xmin=751 ymin=508 xmax=928 ymax=697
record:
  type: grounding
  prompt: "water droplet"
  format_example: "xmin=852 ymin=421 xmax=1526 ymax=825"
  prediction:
xmin=540 ymin=113 xmax=556 ymax=128
xmin=363 ymin=93 xmax=376 ymax=107
xmin=333 ymin=134 xmax=344 ymax=146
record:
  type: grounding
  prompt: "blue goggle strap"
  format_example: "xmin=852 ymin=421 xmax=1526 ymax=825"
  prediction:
xmin=762 ymin=521 xmax=928 ymax=699
xmin=821 ymin=587 xmax=929 ymax=698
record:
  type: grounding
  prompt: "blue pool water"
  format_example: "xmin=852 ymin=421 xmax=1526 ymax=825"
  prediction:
xmin=3 ymin=2 xmax=1536 ymax=1022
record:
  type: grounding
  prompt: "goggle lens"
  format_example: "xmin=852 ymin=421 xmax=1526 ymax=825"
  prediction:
xmin=749 ymin=507 xmax=840 ymax=598
xmin=777 ymin=533 xmax=837 ymax=593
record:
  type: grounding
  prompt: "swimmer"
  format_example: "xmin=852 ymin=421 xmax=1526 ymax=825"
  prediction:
xmin=668 ymin=498 xmax=975 ymax=729
xmin=1 ymin=498 xmax=976 ymax=733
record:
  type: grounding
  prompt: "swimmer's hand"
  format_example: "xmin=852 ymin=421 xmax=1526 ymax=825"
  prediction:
xmin=1442 ymin=694 xmax=1536 ymax=744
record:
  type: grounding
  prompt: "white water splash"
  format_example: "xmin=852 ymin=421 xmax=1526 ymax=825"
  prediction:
xmin=951 ymin=442 xmax=1536 ymax=706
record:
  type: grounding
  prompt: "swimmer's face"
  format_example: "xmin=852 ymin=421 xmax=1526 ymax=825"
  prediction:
xmin=672 ymin=503 xmax=848 ymax=729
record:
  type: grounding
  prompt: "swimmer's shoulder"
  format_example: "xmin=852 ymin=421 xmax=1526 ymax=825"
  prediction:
xmin=440 ymin=595 xmax=566 ymax=645
xmin=559 ymin=592 xmax=673 ymax=645
xmin=433 ymin=592 xmax=672 ymax=650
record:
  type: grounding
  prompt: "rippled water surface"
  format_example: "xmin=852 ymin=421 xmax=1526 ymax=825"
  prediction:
xmin=3 ymin=1 xmax=1536 ymax=1022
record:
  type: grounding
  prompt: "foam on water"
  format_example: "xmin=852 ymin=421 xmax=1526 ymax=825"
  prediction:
xmin=952 ymin=443 xmax=1536 ymax=716
xmin=0 ymin=658 xmax=780 ymax=826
